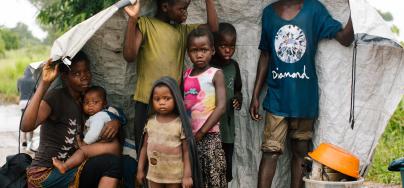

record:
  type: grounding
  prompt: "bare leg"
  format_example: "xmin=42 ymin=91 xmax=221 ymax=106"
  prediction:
xmin=148 ymin=180 xmax=164 ymax=188
xmin=52 ymin=149 xmax=86 ymax=174
xmin=53 ymin=139 xmax=120 ymax=174
xmin=98 ymin=176 xmax=119 ymax=188
xmin=290 ymin=140 xmax=309 ymax=188
xmin=257 ymin=152 xmax=279 ymax=188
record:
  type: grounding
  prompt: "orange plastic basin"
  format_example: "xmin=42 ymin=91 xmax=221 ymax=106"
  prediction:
xmin=308 ymin=143 xmax=360 ymax=178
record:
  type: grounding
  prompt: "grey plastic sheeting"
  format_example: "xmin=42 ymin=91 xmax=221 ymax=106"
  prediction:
xmin=81 ymin=0 xmax=404 ymax=187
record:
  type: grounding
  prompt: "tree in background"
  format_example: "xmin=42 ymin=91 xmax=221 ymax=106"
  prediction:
xmin=30 ymin=0 xmax=115 ymax=33
xmin=0 ymin=28 xmax=19 ymax=50
xmin=0 ymin=34 xmax=5 ymax=56
xmin=11 ymin=23 xmax=41 ymax=47
xmin=0 ymin=22 xmax=46 ymax=57
xmin=0 ymin=23 xmax=42 ymax=50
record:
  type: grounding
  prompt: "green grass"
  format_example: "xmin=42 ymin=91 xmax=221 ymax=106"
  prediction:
xmin=0 ymin=45 xmax=49 ymax=103
xmin=367 ymin=99 xmax=404 ymax=184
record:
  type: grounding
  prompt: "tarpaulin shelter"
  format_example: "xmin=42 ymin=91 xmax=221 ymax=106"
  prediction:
xmin=49 ymin=0 xmax=136 ymax=64
xmin=40 ymin=0 xmax=403 ymax=187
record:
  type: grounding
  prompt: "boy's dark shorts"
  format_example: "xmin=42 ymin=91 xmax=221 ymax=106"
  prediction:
xmin=261 ymin=113 xmax=314 ymax=153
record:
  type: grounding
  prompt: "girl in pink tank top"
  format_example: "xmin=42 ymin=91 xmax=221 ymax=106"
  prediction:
xmin=183 ymin=28 xmax=227 ymax=187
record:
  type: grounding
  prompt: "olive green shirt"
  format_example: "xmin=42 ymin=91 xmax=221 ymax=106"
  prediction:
xmin=134 ymin=16 xmax=199 ymax=103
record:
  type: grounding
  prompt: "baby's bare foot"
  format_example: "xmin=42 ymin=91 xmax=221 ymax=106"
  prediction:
xmin=52 ymin=157 xmax=67 ymax=174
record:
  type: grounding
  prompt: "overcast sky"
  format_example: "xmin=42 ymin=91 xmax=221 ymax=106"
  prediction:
xmin=0 ymin=0 xmax=47 ymax=39
xmin=0 ymin=0 xmax=403 ymax=41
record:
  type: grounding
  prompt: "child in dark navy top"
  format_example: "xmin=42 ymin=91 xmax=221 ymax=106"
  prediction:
xmin=211 ymin=22 xmax=242 ymax=182
xmin=249 ymin=0 xmax=354 ymax=187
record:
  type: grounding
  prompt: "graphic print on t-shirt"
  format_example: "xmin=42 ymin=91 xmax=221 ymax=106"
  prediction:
xmin=274 ymin=24 xmax=306 ymax=64
xmin=58 ymin=118 xmax=78 ymax=160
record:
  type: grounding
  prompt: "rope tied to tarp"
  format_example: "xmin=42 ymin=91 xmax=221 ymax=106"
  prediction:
xmin=349 ymin=39 xmax=358 ymax=129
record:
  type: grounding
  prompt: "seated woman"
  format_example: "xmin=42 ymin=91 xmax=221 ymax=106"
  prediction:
xmin=21 ymin=51 xmax=122 ymax=188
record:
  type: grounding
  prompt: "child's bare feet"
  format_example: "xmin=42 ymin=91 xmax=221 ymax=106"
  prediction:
xmin=52 ymin=157 xmax=68 ymax=174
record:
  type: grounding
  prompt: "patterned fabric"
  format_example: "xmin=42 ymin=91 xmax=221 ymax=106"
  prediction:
xmin=145 ymin=116 xmax=186 ymax=183
xmin=27 ymin=161 xmax=86 ymax=188
xmin=258 ymin=0 xmax=342 ymax=118
xmin=183 ymin=67 xmax=220 ymax=133
xmin=26 ymin=163 xmax=83 ymax=188
xmin=134 ymin=16 xmax=199 ymax=103
xmin=196 ymin=133 xmax=227 ymax=188
xmin=27 ymin=167 xmax=53 ymax=188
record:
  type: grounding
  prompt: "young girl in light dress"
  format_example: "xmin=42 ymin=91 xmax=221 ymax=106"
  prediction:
xmin=137 ymin=76 xmax=202 ymax=188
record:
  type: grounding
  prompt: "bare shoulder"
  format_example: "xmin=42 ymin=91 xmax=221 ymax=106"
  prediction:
xmin=213 ymin=69 xmax=224 ymax=82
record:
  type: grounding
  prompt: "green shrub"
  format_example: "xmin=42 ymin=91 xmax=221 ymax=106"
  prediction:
xmin=0 ymin=35 xmax=5 ymax=56
xmin=0 ymin=29 xmax=19 ymax=50
xmin=367 ymin=99 xmax=404 ymax=184
xmin=0 ymin=45 xmax=49 ymax=99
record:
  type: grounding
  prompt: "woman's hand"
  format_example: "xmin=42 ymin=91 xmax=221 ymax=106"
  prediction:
xmin=182 ymin=176 xmax=193 ymax=188
xmin=42 ymin=59 xmax=59 ymax=84
xmin=100 ymin=120 xmax=120 ymax=141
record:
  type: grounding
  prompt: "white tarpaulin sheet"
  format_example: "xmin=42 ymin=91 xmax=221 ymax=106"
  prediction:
xmin=349 ymin=0 xmax=399 ymax=44
xmin=50 ymin=0 xmax=136 ymax=64
xmin=46 ymin=0 xmax=403 ymax=187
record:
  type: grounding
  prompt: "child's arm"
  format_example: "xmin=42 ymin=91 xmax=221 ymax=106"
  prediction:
xmin=249 ymin=51 xmax=270 ymax=121
xmin=198 ymin=0 xmax=218 ymax=32
xmin=335 ymin=16 xmax=354 ymax=47
xmin=21 ymin=60 xmax=58 ymax=132
xmin=205 ymin=0 xmax=218 ymax=32
xmin=136 ymin=133 xmax=148 ymax=186
xmin=233 ymin=61 xmax=243 ymax=110
xmin=123 ymin=2 xmax=143 ymax=62
xmin=182 ymin=140 xmax=193 ymax=188
xmin=195 ymin=70 xmax=226 ymax=141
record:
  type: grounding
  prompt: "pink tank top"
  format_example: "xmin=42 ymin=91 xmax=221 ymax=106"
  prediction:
xmin=183 ymin=67 xmax=220 ymax=133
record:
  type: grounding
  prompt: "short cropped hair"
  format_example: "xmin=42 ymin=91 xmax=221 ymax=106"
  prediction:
xmin=85 ymin=85 xmax=107 ymax=102
xmin=187 ymin=28 xmax=214 ymax=48
xmin=219 ymin=22 xmax=236 ymax=37
xmin=215 ymin=22 xmax=237 ymax=43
